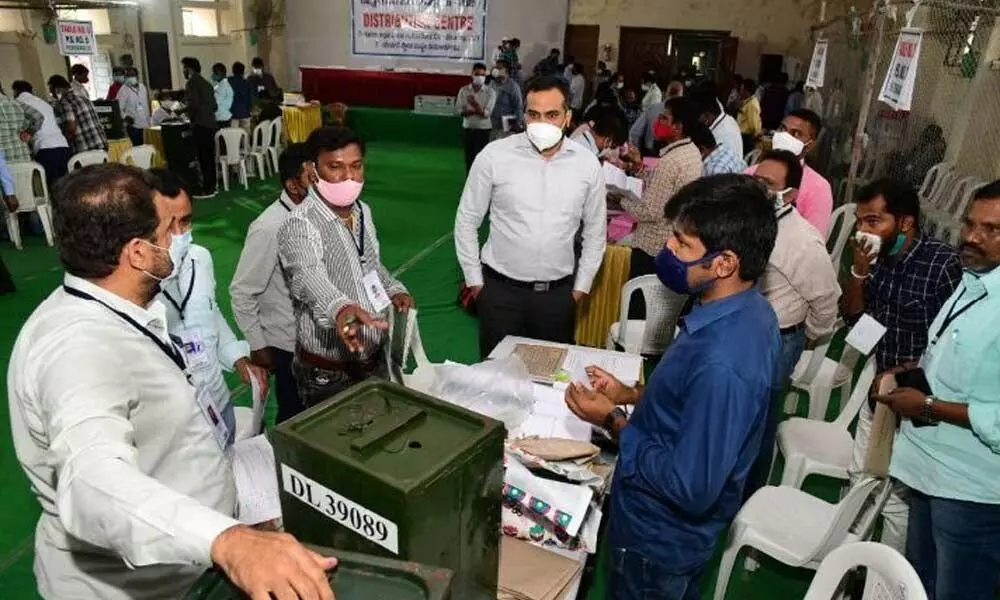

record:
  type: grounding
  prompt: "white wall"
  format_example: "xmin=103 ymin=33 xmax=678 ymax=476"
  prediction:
xmin=284 ymin=0 xmax=569 ymax=88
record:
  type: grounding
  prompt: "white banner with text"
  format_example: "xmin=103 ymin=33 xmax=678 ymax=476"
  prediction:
xmin=351 ymin=0 xmax=488 ymax=61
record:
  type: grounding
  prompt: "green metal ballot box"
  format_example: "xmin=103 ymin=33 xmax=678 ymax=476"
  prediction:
xmin=272 ymin=380 xmax=505 ymax=600
xmin=184 ymin=547 xmax=453 ymax=599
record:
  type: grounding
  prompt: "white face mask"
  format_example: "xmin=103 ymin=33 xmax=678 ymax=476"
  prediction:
xmin=772 ymin=188 xmax=794 ymax=209
xmin=252 ymin=67 xmax=263 ymax=76
xmin=772 ymin=131 xmax=806 ymax=156
xmin=526 ymin=122 xmax=564 ymax=152
xmin=472 ymin=75 xmax=486 ymax=86
xmin=614 ymin=82 xmax=624 ymax=90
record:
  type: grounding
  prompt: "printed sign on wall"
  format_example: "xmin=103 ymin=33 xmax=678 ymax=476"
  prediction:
xmin=351 ymin=0 xmax=488 ymax=60
xmin=57 ymin=20 xmax=97 ymax=56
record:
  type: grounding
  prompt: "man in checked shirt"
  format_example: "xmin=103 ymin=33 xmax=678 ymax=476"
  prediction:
xmin=277 ymin=127 xmax=414 ymax=408
xmin=844 ymin=178 xmax=961 ymax=555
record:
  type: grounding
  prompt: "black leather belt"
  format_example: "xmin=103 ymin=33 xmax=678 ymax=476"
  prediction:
xmin=780 ymin=322 xmax=805 ymax=336
xmin=483 ymin=265 xmax=573 ymax=293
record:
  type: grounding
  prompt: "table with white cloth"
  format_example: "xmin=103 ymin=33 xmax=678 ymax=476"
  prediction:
xmin=488 ymin=336 xmax=643 ymax=600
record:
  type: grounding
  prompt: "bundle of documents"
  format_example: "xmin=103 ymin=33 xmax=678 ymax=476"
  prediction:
xmin=498 ymin=537 xmax=582 ymax=600
xmin=602 ymin=162 xmax=644 ymax=203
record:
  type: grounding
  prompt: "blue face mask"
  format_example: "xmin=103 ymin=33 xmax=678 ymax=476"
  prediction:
xmin=167 ymin=230 xmax=193 ymax=279
xmin=655 ymin=246 xmax=720 ymax=295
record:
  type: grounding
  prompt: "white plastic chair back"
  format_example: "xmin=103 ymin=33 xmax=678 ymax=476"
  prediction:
xmin=68 ymin=149 xmax=109 ymax=171
xmin=251 ymin=121 xmax=272 ymax=153
xmin=617 ymin=275 xmax=687 ymax=355
xmin=811 ymin=477 xmax=882 ymax=560
xmin=827 ymin=202 xmax=857 ymax=267
xmin=121 ymin=144 xmax=157 ymax=169
xmin=804 ymin=541 xmax=927 ymax=600
xmin=216 ymin=128 xmax=248 ymax=165
xmin=834 ymin=358 xmax=875 ymax=429
xmin=745 ymin=148 xmax=762 ymax=166
xmin=917 ymin=162 xmax=951 ymax=205
xmin=926 ymin=170 xmax=957 ymax=210
xmin=270 ymin=117 xmax=284 ymax=149
xmin=9 ymin=161 xmax=48 ymax=212
xmin=950 ymin=178 xmax=985 ymax=220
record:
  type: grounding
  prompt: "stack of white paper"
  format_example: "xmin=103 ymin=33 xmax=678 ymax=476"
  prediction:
xmin=602 ymin=162 xmax=643 ymax=203
xmin=232 ymin=435 xmax=282 ymax=525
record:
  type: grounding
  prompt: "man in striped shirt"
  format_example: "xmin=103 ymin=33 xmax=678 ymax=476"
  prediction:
xmin=277 ymin=127 xmax=414 ymax=407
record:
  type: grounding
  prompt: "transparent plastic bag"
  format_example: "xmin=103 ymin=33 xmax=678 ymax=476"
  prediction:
xmin=430 ymin=355 xmax=536 ymax=430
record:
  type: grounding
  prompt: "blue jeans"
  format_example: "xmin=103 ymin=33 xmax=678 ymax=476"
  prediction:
xmin=607 ymin=548 xmax=703 ymax=600
xmin=744 ymin=326 xmax=806 ymax=498
xmin=907 ymin=490 xmax=1000 ymax=600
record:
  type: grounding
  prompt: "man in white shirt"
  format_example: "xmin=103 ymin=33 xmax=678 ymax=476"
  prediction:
xmin=690 ymin=85 xmax=744 ymax=159
xmin=455 ymin=62 xmax=497 ymax=173
xmin=8 ymin=163 xmax=334 ymax=600
xmin=12 ymin=80 xmax=72 ymax=189
xmin=116 ymin=67 xmax=150 ymax=147
xmin=150 ymin=168 xmax=269 ymax=444
xmin=456 ymin=76 xmax=606 ymax=358
xmin=231 ymin=144 xmax=312 ymax=422
xmin=569 ymin=63 xmax=586 ymax=112
xmin=746 ymin=149 xmax=841 ymax=497
xmin=640 ymin=72 xmax=663 ymax=110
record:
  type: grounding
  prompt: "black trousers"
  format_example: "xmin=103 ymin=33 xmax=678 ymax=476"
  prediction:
xmin=477 ymin=270 xmax=576 ymax=359
xmin=463 ymin=128 xmax=491 ymax=172
xmin=626 ymin=248 xmax=657 ymax=319
xmin=34 ymin=147 xmax=71 ymax=191
xmin=192 ymin=124 xmax=218 ymax=194
xmin=0 ymin=253 xmax=14 ymax=295
xmin=127 ymin=126 xmax=145 ymax=148
xmin=271 ymin=348 xmax=302 ymax=424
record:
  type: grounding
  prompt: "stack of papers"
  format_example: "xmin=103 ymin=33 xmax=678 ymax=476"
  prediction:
xmin=498 ymin=537 xmax=582 ymax=600
xmin=602 ymin=162 xmax=644 ymax=203
xmin=232 ymin=435 xmax=282 ymax=525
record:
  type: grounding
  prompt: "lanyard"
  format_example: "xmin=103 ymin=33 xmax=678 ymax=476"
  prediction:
xmin=279 ymin=199 xmax=293 ymax=212
xmin=931 ymin=287 xmax=988 ymax=346
xmin=63 ymin=286 xmax=187 ymax=373
xmin=710 ymin=114 xmax=724 ymax=132
xmin=162 ymin=262 xmax=196 ymax=320
xmin=343 ymin=209 xmax=366 ymax=264
xmin=776 ymin=205 xmax=794 ymax=221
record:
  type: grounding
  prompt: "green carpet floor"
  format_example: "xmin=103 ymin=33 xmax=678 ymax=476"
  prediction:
xmin=0 ymin=139 xmax=844 ymax=599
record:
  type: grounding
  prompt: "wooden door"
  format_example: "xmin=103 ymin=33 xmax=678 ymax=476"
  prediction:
xmin=718 ymin=36 xmax=739 ymax=101
xmin=618 ymin=27 xmax=674 ymax=91
xmin=564 ymin=24 xmax=600 ymax=100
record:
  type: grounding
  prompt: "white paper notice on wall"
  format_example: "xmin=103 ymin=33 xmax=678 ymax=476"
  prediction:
xmin=281 ymin=464 xmax=400 ymax=554
xmin=878 ymin=28 xmax=923 ymax=111
xmin=806 ymin=39 xmax=829 ymax=89
xmin=845 ymin=314 xmax=889 ymax=355
xmin=57 ymin=20 xmax=97 ymax=56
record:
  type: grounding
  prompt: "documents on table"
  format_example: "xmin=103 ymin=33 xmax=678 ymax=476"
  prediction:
xmin=602 ymin=162 xmax=644 ymax=203
xmin=562 ymin=348 xmax=642 ymax=387
xmin=232 ymin=435 xmax=282 ymax=525
xmin=512 ymin=384 xmax=593 ymax=442
xmin=514 ymin=344 xmax=568 ymax=382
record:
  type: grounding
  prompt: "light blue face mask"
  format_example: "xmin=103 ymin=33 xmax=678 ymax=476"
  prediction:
xmin=126 ymin=76 xmax=138 ymax=86
xmin=886 ymin=232 xmax=907 ymax=256
xmin=167 ymin=230 xmax=193 ymax=279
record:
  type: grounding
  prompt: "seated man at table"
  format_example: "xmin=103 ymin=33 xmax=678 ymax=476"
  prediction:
xmin=565 ymin=174 xmax=780 ymax=600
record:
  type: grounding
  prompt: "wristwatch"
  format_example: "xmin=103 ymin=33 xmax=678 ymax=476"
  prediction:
xmin=921 ymin=396 xmax=938 ymax=424
xmin=602 ymin=408 xmax=626 ymax=433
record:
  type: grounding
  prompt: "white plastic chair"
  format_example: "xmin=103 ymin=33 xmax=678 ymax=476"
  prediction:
xmin=784 ymin=330 xmax=860 ymax=421
xmin=248 ymin=121 xmax=273 ymax=180
xmin=712 ymin=477 xmax=883 ymax=600
xmin=804 ymin=541 xmax=927 ymax=600
xmin=827 ymin=202 xmax=857 ymax=268
xmin=387 ymin=308 xmax=435 ymax=393
xmin=5 ymin=161 xmax=54 ymax=249
xmin=67 ymin=149 xmax=109 ymax=171
xmin=773 ymin=359 xmax=876 ymax=489
xmin=215 ymin=128 xmax=250 ymax=191
xmin=917 ymin=161 xmax=952 ymax=208
xmin=266 ymin=117 xmax=284 ymax=174
xmin=605 ymin=275 xmax=687 ymax=356
xmin=119 ymin=144 xmax=158 ymax=169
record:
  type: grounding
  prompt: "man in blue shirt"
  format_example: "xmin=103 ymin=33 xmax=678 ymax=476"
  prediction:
xmin=875 ymin=181 xmax=1000 ymax=600
xmin=565 ymin=174 xmax=780 ymax=600
xmin=489 ymin=59 xmax=523 ymax=140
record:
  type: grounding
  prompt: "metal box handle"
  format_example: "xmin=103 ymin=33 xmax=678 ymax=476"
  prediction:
xmin=349 ymin=405 xmax=426 ymax=453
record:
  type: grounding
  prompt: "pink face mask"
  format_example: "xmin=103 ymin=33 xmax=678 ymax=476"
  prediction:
xmin=315 ymin=177 xmax=363 ymax=207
